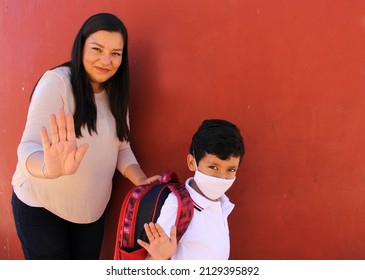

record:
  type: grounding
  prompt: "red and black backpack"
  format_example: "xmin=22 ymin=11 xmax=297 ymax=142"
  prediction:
xmin=114 ymin=171 xmax=194 ymax=260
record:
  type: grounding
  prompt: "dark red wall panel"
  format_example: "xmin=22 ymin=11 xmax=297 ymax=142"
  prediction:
xmin=2 ymin=0 xmax=365 ymax=259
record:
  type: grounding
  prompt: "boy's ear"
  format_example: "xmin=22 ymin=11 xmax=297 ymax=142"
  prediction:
xmin=187 ymin=154 xmax=196 ymax=171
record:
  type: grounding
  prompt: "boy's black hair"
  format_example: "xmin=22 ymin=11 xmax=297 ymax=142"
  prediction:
xmin=189 ymin=119 xmax=245 ymax=164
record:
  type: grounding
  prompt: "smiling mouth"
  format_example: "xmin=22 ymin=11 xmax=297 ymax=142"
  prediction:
xmin=95 ymin=66 xmax=110 ymax=73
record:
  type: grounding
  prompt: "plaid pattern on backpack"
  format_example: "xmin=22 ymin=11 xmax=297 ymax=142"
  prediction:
xmin=114 ymin=171 xmax=194 ymax=260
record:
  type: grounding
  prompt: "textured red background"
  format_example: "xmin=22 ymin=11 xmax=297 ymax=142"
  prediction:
xmin=2 ymin=0 xmax=365 ymax=259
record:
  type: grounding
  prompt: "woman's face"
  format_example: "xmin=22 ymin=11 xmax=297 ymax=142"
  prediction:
xmin=83 ymin=30 xmax=124 ymax=93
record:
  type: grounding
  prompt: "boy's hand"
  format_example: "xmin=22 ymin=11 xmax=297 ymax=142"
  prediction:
xmin=137 ymin=223 xmax=177 ymax=260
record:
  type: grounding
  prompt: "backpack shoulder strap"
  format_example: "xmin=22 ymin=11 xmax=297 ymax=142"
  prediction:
xmin=114 ymin=183 xmax=153 ymax=259
xmin=165 ymin=182 xmax=194 ymax=242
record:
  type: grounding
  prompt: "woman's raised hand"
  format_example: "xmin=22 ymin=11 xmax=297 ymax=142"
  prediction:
xmin=40 ymin=109 xmax=89 ymax=179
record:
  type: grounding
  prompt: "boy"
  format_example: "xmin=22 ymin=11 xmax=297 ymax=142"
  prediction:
xmin=137 ymin=119 xmax=245 ymax=259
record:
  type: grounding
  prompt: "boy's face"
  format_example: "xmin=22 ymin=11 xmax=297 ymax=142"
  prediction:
xmin=187 ymin=153 xmax=240 ymax=179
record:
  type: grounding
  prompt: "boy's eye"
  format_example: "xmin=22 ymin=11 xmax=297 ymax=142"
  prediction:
xmin=209 ymin=166 xmax=218 ymax=170
xmin=228 ymin=168 xmax=237 ymax=173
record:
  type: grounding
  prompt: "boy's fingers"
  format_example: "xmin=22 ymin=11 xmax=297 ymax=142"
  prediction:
xmin=144 ymin=223 xmax=155 ymax=241
xmin=170 ymin=225 xmax=177 ymax=245
xmin=137 ymin=239 xmax=149 ymax=249
xmin=155 ymin=223 xmax=167 ymax=237
xmin=148 ymin=222 xmax=159 ymax=237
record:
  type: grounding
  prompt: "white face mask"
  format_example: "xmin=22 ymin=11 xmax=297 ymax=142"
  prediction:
xmin=193 ymin=159 xmax=236 ymax=200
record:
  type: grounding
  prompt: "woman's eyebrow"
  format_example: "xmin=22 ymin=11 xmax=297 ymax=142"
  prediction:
xmin=89 ymin=41 xmax=123 ymax=51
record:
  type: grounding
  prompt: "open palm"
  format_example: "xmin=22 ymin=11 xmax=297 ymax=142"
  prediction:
xmin=137 ymin=223 xmax=177 ymax=260
xmin=40 ymin=110 xmax=88 ymax=179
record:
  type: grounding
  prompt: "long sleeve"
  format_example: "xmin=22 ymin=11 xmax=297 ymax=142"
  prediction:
xmin=116 ymin=139 xmax=139 ymax=176
xmin=16 ymin=70 xmax=69 ymax=182
xmin=12 ymin=66 xmax=123 ymax=223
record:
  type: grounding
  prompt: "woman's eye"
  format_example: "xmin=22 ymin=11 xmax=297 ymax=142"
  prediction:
xmin=112 ymin=52 xmax=122 ymax=56
xmin=92 ymin=47 xmax=101 ymax=52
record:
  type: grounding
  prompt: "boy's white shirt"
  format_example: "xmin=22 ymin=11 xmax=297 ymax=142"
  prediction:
xmin=156 ymin=177 xmax=235 ymax=260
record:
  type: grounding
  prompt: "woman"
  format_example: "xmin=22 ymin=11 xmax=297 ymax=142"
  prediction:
xmin=11 ymin=13 xmax=160 ymax=259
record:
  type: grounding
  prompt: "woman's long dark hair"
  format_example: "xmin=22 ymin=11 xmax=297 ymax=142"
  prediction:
xmin=69 ymin=13 xmax=131 ymax=142
xmin=30 ymin=13 xmax=131 ymax=141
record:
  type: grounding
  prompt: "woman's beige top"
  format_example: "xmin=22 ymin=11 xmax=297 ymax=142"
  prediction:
xmin=12 ymin=66 xmax=138 ymax=223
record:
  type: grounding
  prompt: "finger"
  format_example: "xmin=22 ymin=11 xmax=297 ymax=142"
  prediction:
xmin=137 ymin=239 xmax=149 ymax=249
xmin=169 ymin=225 xmax=177 ymax=245
xmin=58 ymin=110 xmax=67 ymax=142
xmin=74 ymin=144 xmax=88 ymax=164
xmin=49 ymin=114 xmax=59 ymax=143
xmin=65 ymin=113 xmax=76 ymax=141
xmin=143 ymin=223 xmax=155 ymax=241
xmin=148 ymin=222 xmax=160 ymax=238
xmin=148 ymin=175 xmax=161 ymax=185
xmin=155 ymin=223 xmax=168 ymax=237
xmin=40 ymin=127 xmax=51 ymax=150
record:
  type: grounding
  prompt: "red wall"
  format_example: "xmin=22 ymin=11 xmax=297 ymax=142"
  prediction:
xmin=2 ymin=0 xmax=365 ymax=260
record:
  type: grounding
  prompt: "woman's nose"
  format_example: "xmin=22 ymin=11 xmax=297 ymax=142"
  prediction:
xmin=100 ymin=54 xmax=111 ymax=64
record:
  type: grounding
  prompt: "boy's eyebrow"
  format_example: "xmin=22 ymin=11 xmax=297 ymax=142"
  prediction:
xmin=228 ymin=165 xmax=239 ymax=170
xmin=207 ymin=160 xmax=239 ymax=169
xmin=89 ymin=41 xmax=123 ymax=51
